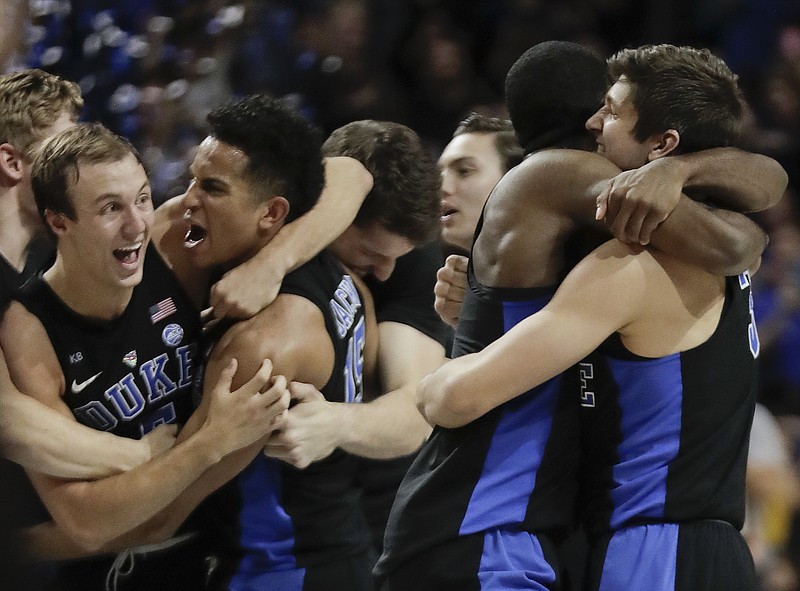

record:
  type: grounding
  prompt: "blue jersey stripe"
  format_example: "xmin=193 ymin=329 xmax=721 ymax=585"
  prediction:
xmin=599 ymin=524 xmax=678 ymax=590
xmin=501 ymin=298 xmax=547 ymax=333
xmin=608 ymin=355 xmax=683 ymax=528
xmin=460 ymin=297 xmax=557 ymax=534
xmin=230 ymin=567 xmax=307 ymax=591
xmin=460 ymin=379 xmax=562 ymax=533
xmin=478 ymin=529 xmax=556 ymax=590
xmin=233 ymin=455 xmax=299 ymax=578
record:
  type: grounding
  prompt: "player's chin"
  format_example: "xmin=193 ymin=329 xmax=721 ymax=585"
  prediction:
xmin=116 ymin=267 xmax=145 ymax=288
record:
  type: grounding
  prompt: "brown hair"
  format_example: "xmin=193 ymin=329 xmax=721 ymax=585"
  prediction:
xmin=607 ymin=44 xmax=745 ymax=153
xmin=32 ymin=123 xmax=142 ymax=222
xmin=453 ymin=113 xmax=523 ymax=173
xmin=323 ymin=120 xmax=441 ymax=245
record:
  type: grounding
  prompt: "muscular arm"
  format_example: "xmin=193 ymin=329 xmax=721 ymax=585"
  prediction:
xmin=596 ymin=149 xmax=784 ymax=273
xmin=672 ymin=147 xmax=787 ymax=211
xmin=0 ymin=347 xmax=161 ymax=479
xmin=418 ymin=242 xmax=646 ymax=427
xmin=539 ymin=150 xmax=771 ymax=276
xmin=267 ymin=323 xmax=445 ymax=464
xmin=264 ymin=327 xmax=442 ymax=465
xmin=334 ymin=322 xmax=443 ymax=457
xmin=109 ymin=294 xmax=333 ymax=546
xmin=263 ymin=305 xmax=443 ymax=464
xmin=1 ymin=303 xmax=284 ymax=553
xmin=651 ymin=199 xmax=767 ymax=276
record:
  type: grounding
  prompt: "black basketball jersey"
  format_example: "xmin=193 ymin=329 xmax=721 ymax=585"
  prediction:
xmin=364 ymin=241 xmax=448 ymax=347
xmin=579 ymin=272 xmax=759 ymax=536
xmin=0 ymin=235 xmax=54 ymax=310
xmin=197 ymin=250 xmax=372 ymax=588
xmin=15 ymin=243 xmax=200 ymax=438
xmin=375 ymin=257 xmax=581 ymax=584
xmin=0 ymin=235 xmax=56 ymax=580
xmin=358 ymin=241 xmax=448 ymax=554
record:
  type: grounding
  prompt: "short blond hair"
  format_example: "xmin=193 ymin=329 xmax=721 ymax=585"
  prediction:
xmin=0 ymin=69 xmax=83 ymax=157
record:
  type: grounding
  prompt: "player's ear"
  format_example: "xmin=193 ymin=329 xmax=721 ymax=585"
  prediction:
xmin=0 ymin=143 xmax=26 ymax=184
xmin=44 ymin=208 xmax=69 ymax=236
xmin=258 ymin=195 xmax=290 ymax=231
xmin=647 ymin=129 xmax=680 ymax=161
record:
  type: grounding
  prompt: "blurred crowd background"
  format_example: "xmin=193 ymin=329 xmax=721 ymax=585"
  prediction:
xmin=1 ymin=0 xmax=799 ymax=588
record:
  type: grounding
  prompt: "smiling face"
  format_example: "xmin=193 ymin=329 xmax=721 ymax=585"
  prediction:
xmin=52 ymin=153 xmax=153 ymax=292
xmin=180 ymin=136 xmax=280 ymax=271
xmin=438 ymin=132 xmax=505 ymax=252
xmin=585 ymin=77 xmax=654 ymax=171
xmin=329 ymin=221 xmax=416 ymax=282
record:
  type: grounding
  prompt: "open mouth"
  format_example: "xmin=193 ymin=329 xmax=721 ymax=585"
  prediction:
xmin=440 ymin=205 xmax=457 ymax=221
xmin=184 ymin=224 xmax=207 ymax=248
xmin=113 ymin=242 xmax=143 ymax=265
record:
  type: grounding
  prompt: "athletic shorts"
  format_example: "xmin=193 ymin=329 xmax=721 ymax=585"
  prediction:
xmin=53 ymin=531 xmax=221 ymax=591
xmin=226 ymin=550 xmax=375 ymax=591
xmin=585 ymin=520 xmax=757 ymax=591
xmin=378 ymin=528 xmax=562 ymax=591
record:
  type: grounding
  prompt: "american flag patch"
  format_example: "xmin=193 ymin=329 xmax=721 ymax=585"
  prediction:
xmin=149 ymin=297 xmax=176 ymax=324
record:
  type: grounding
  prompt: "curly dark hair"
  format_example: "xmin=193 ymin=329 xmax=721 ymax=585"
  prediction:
xmin=322 ymin=120 xmax=440 ymax=245
xmin=207 ymin=94 xmax=325 ymax=222
xmin=505 ymin=41 xmax=606 ymax=154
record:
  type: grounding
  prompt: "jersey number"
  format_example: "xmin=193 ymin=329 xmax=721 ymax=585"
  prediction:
xmin=739 ymin=271 xmax=760 ymax=359
xmin=343 ymin=316 xmax=366 ymax=403
xmin=579 ymin=362 xmax=596 ymax=408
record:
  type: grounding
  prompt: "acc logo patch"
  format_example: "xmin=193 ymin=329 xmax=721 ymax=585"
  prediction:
xmin=162 ymin=323 xmax=184 ymax=347
xmin=122 ymin=350 xmax=138 ymax=367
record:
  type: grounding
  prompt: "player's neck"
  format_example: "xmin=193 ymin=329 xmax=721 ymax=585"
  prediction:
xmin=0 ymin=187 xmax=43 ymax=270
xmin=44 ymin=257 xmax=134 ymax=321
xmin=222 ymin=233 xmax=276 ymax=273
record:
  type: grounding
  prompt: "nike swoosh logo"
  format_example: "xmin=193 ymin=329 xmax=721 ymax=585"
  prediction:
xmin=71 ymin=372 xmax=102 ymax=394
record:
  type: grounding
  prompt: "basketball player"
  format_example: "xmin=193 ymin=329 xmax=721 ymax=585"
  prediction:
xmin=439 ymin=113 xmax=523 ymax=255
xmin=0 ymin=123 xmax=291 ymax=589
xmin=376 ymin=41 xmax=786 ymax=590
xmin=146 ymin=100 xmax=441 ymax=590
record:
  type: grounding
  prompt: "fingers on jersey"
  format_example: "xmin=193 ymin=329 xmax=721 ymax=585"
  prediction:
xmin=204 ymin=358 xmax=290 ymax=457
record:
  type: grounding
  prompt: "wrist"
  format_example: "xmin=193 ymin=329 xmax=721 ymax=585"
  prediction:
xmin=186 ymin=426 xmax=224 ymax=467
xmin=670 ymin=153 xmax=696 ymax=187
xmin=138 ymin=438 xmax=153 ymax=465
xmin=260 ymin=232 xmax=295 ymax=276
xmin=115 ymin=437 xmax=153 ymax=472
xmin=334 ymin=402 xmax=359 ymax=450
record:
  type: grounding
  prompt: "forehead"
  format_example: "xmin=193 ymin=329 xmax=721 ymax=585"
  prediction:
xmin=192 ymin=136 xmax=250 ymax=179
xmin=70 ymin=153 xmax=147 ymax=205
xmin=605 ymin=77 xmax=634 ymax=109
xmin=439 ymin=132 xmax=501 ymax=167
xmin=357 ymin=222 xmax=415 ymax=257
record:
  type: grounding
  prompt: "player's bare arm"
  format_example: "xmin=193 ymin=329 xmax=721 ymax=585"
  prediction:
xmin=418 ymin=241 xmax=652 ymax=427
xmin=0 ymin=345 xmax=171 ymax=479
xmin=1 ymin=301 xmax=285 ymax=553
xmin=98 ymin=292 xmax=330 ymax=551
